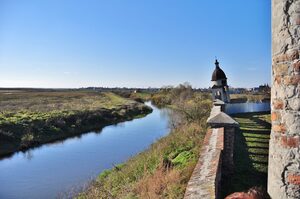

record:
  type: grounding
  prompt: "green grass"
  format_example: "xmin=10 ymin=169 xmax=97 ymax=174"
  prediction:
xmin=77 ymin=122 xmax=207 ymax=199
xmin=77 ymin=90 xmax=212 ymax=199
xmin=130 ymin=92 xmax=152 ymax=102
xmin=222 ymin=112 xmax=271 ymax=197
xmin=0 ymin=90 xmax=151 ymax=157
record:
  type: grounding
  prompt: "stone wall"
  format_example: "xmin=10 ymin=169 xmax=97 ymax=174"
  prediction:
xmin=184 ymin=128 xmax=224 ymax=199
xmin=184 ymin=104 xmax=239 ymax=199
xmin=268 ymin=0 xmax=300 ymax=198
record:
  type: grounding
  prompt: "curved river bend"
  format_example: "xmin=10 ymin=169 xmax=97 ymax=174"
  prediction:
xmin=0 ymin=102 xmax=171 ymax=199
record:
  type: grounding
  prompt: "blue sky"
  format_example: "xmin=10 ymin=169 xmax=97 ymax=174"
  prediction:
xmin=0 ymin=0 xmax=271 ymax=88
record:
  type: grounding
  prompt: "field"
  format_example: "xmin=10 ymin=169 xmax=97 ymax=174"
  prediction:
xmin=0 ymin=90 xmax=151 ymax=157
xmin=0 ymin=89 xmax=138 ymax=112
xmin=222 ymin=112 xmax=271 ymax=197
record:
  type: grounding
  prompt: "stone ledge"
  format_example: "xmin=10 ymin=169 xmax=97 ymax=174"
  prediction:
xmin=184 ymin=128 xmax=224 ymax=199
xmin=207 ymin=112 xmax=239 ymax=128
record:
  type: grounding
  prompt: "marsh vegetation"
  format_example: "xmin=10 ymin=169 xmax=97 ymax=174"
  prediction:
xmin=0 ymin=90 xmax=151 ymax=157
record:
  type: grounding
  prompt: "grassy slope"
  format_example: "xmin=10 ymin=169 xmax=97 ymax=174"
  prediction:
xmin=0 ymin=91 xmax=151 ymax=157
xmin=78 ymin=91 xmax=212 ymax=199
xmin=222 ymin=112 xmax=271 ymax=197
xmin=78 ymin=122 xmax=206 ymax=199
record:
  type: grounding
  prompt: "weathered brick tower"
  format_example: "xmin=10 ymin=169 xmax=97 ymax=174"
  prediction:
xmin=268 ymin=0 xmax=300 ymax=198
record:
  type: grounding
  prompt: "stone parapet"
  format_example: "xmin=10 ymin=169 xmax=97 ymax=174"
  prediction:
xmin=184 ymin=128 xmax=224 ymax=199
xmin=185 ymin=104 xmax=239 ymax=199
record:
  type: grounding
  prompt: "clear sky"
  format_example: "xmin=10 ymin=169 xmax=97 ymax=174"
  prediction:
xmin=0 ymin=0 xmax=271 ymax=88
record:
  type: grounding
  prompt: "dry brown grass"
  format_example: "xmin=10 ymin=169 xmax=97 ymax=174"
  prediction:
xmin=0 ymin=90 xmax=133 ymax=112
xmin=135 ymin=162 xmax=196 ymax=199
xmin=230 ymin=93 xmax=270 ymax=103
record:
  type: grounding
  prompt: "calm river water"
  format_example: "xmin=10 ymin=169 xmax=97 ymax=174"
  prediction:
xmin=0 ymin=102 xmax=171 ymax=199
xmin=225 ymin=101 xmax=270 ymax=114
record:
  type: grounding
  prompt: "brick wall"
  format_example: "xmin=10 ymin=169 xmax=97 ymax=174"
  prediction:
xmin=268 ymin=0 xmax=300 ymax=198
xmin=184 ymin=104 xmax=239 ymax=199
xmin=222 ymin=127 xmax=235 ymax=174
xmin=184 ymin=128 xmax=224 ymax=199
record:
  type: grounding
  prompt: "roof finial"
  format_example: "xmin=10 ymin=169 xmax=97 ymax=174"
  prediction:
xmin=215 ymin=58 xmax=219 ymax=68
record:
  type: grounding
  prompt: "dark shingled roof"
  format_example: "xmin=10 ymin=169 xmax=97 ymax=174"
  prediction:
xmin=211 ymin=60 xmax=227 ymax=81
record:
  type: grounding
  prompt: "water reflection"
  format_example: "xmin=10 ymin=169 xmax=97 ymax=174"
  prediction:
xmin=23 ymin=150 xmax=34 ymax=161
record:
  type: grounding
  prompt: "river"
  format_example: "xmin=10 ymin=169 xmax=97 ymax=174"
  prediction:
xmin=0 ymin=102 xmax=171 ymax=199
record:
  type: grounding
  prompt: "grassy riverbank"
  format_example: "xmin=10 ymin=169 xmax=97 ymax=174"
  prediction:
xmin=0 ymin=90 xmax=151 ymax=157
xmin=230 ymin=93 xmax=270 ymax=103
xmin=78 ymin=84 xmax=212 ymax=198
xmin=222 ymin=112 xmax=271 ymax=197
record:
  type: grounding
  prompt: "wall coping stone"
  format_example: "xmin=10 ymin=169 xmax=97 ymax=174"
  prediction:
xmin=207 ymin=112 xmax=239 ymax=127
xmin=213 ymin=99 xmax=225 ymax=106
xmin=184 ymin=128 xmax=224 ymax=199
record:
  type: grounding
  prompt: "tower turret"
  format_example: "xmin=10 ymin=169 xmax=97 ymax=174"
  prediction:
xmin=211 ymin=59 xmax=230 ymax=103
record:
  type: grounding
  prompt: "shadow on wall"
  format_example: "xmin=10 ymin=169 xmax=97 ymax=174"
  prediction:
xmin=184 ymin=99 xmax=271 ymax=199
xmin=221 ymin=112 xmax=271 ymax=197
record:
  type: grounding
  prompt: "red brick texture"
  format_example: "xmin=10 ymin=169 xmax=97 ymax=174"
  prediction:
xmin=272 ymin=124 xmax=286 ymax=133
xmin=281 ymin=135 xmax=300 ymax=148
xmin=273 ymin=133 xmax=300 ymax=148
xmin=271 ymin=112 xmax=281 ymax=121
xmin=288 ymin=174 xmax=300 ymax=185
xmin=272 ymin=99 xmax=284 ymax=110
